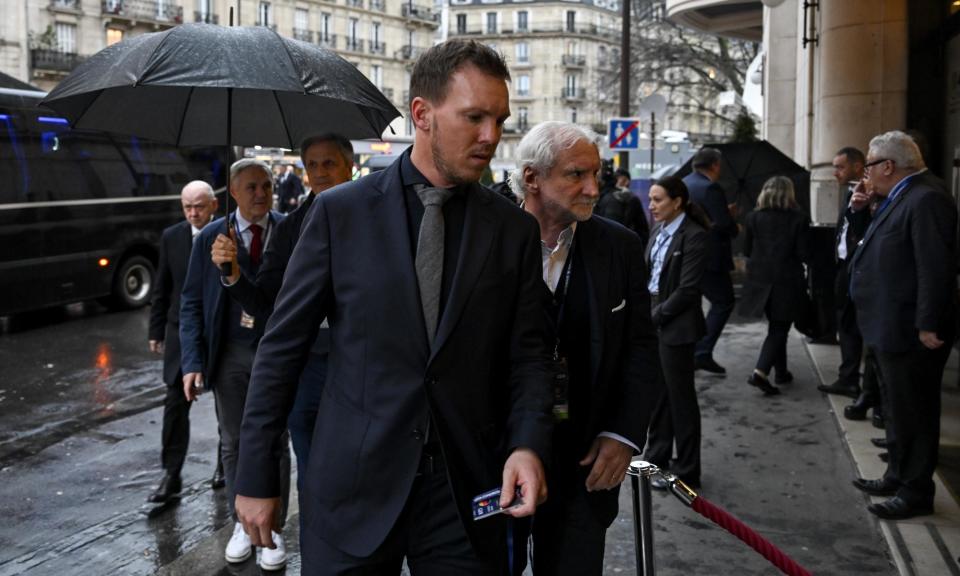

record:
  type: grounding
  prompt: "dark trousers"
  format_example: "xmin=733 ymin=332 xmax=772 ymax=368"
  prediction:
xmin=695 ymin=270 xmax=734 ymax=359
xmin=214 ymin=342 xmax=291 ymax=525
xmin=756 ymin=318 xmax=791 ymax=376
xmin=161 ymin=371 xmax=191 ymax=475
xmin=835 ymin=262 xmax=863 ymax=388
xmin=646 ymin=342 xmax=701 ymax=482
xmin=288 ymin=352 xmax=328 ymax=494
xmin=302 ymin=450 xmax=504 ymax=575
xmin=874 ymin=342 xmax=951 ymax=507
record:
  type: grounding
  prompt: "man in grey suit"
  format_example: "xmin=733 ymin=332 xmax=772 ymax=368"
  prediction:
xmin=850 ymin=130 xmax=957 ymax=520
xmin=234 ymin=40 xmax=553 ymax=574
xmin=146 ymin=181 xmax=219 ymax=503
xmin=682 ymin=148 xmax=738 ymax=375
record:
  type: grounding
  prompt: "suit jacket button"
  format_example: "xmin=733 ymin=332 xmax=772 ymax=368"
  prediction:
xmin=412 ymin=428 xmax=423 ymax=441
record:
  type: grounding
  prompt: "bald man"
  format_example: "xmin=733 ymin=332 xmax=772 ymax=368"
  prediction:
xmin=147 ymin=181 xmax=219 ymax=504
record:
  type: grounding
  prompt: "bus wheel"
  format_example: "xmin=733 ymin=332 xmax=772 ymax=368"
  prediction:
xmin=109 ymin=255 xmax=155 ymax=310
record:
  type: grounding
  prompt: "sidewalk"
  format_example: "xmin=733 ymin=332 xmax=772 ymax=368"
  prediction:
xmin=804 ymin=339 xmax=960 ymax=575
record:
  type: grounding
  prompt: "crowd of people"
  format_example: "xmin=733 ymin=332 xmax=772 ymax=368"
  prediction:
xmin=142 ymin=38 xmax=956 ymax=575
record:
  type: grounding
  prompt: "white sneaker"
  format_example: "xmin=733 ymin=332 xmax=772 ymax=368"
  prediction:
xmin=259 ymin=531 xmax=287 ymax=571
xmin=224 ymin=522 xmax=252 ymax=563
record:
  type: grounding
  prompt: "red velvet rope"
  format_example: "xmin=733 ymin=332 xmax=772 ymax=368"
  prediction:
xmin=691 ymin=496 xmax=812 ymax=576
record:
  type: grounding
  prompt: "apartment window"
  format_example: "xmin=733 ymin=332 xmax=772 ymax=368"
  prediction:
xmin=106 ymin=28 xmax=124 ymax=46
xmin=515 ymin=42 xmax=528 ymax=63
xmin=565 ymin=10 xmax=576 ymax=32
xmin=258 ymin=1 xmax=271 ymax=26
xmin=598 ymin=45 xmax=607 ymax=65
xmin=517 ymin=10 xmax=528 ymax=31
xmin=197 ymin=0 xmax=212 ymax=19
xmin=517 ymin=75 xmax=530 ymax=96
xmin=350 ymin=18 xmax=359 ymax=45
xmin=486 ymin=12 xmax=497 ymax=34
xmin=456 ymin=13 xmax=467 ymax=34
xmin=518 ymin=106 xmax=528 ymax=131
xmin=55 ymin=22 xmax=76 ymax=53
xmin=295 ymin=8 xmax=308 ymax=31
xmin=565 ymin=74 xmax=577 ymax=92
xmin=371 ymin=65 xmax=382 ymax=89
xmin=321 ymin=13 xmax=331 ymax=40
xmin=371 ymin=22 xmax=381 ymax=49
xmin=569 ymin=107 xmax=578 ymax=123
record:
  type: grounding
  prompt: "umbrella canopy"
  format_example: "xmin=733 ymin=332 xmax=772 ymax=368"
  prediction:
xmin=40 ymin=23 xmax=402 ymax=148
xmin=677 ymin=141 xmax=810 ymax=215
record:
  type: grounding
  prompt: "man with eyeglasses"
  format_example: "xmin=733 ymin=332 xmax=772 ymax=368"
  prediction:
xmin=848 ymin=130 xmax=957 ymax=520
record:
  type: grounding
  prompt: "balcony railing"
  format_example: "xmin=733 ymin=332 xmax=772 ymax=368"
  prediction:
xmin=346 ymin=0 xmax=363 ymax=7
xmin=31 ymin=49 xmax=84 ymax=73
xmin=369 ymin=0 xmax=385 ymax=10
xmin=396 ymin=44 xmax=424 ymax=61
xmin=318 ymin=34 xmax=337 ymax=49
xmin=344 ymin=38 xmax=365 ymax=52
xmin=194 ymin=10 xmax=218 ymax=23
xmin=561 ymin=87 xmax=586 ymax=100
xmin=382 ymin=87 xmax=394 ymax=101
xmin=293 ymin=28 xmax=314 ymax=42
xmin=451 ymin=21 xmax=619 ymax=40
xmin=402 ymin=4 xmax=440 ymax=24
xmin=368 ymin=42 xmax=386 ymax=55
xmin=561 ymin=54 xmax=586 ymax=67
xmin=49 ymin=0 xmax=80 ymax=10
xmin=101 ymin=0 xmax=183 ymax=23
xmin=514 ymin=90 xmax=534 ymax=101
xmin=257 ymin=21 xmax=277 ymax=31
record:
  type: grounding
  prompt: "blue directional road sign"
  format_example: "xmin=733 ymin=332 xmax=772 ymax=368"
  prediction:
xmin=608 ymin=118 xmax=640 ymax=150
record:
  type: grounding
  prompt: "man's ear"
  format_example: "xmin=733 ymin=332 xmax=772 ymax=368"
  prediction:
xmin=522 ymin=166 xmax=539 ymax=195
xmin=410 ymin=96 xmax=431 ymax=132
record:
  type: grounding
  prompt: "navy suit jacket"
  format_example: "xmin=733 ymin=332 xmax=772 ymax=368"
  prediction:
xmin=683 ymin=171 xmax=737 ymax=272
xmin=179 ymin=211 xmax=283 ymax=387
xmin=149 ymin=220 xmax=193 ymax=386
xmin=851 ymin=171 xmax=958 ymax=353
xmin=234 ymin=156 xmax=554 ymax=561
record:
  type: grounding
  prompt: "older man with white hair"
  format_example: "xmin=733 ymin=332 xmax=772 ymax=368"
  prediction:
xmin=510 ymin=121 xmax=660 ymax=575
xmin=849 ymin=130 xmax=957 ymax=520
xmin=179 ymin=159 xmax=290 ymax=569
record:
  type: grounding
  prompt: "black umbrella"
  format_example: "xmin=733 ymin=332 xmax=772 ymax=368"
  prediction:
xmin=40 ymin=23 xmax=401 ymax=147
xmin=41 ymin=23 xmax=402 ymax=274
xmin=676 ymin=141 xmax=810 ymax=215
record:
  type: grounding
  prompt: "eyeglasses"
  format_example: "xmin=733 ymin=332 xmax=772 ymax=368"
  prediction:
xmin=864 ymin=158 xmax=890 ymax=170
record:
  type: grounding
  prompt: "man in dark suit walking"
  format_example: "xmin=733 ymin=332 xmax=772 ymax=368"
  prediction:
xmin=211 ymin=134 xmax=354 ymax=496
xmin=180 ymin=159 xmax=290 ymax=570
xmin=682 ymin=148 xmax=738 ymax=374
xmin=850 ymin=130 xmax=957 ymax=520
xmin=146 ymin=180 xmax=220 ymax=503
xmin=509 ymin=121 xmax=660 ymax=575
xmin=234 ymin=40 xmax=553 ymax=574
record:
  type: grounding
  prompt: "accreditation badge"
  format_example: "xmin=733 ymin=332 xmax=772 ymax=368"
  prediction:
xmin=240 ymin=310 xmax=255 ymax=329
xmin=552 ymin=354 xmax=569 ymax=421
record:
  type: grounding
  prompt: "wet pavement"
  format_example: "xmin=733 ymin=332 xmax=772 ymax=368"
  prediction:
xmin=1 ymin=305 xmax=899 ymax=575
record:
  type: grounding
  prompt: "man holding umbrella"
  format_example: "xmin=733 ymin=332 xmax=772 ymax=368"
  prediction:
xmin=180 ymin=159 xmax=290 ymax=570
xmin=235 ymin=39 xmax=553 ymax=573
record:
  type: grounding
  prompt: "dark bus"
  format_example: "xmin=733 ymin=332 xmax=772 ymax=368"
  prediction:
xmin=0 ymin=87 xmax=226 ymax=316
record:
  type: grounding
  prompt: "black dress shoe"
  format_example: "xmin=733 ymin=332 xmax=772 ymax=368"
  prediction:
xmin=695 ymin=356 xmax=727 ymax=375
xmin=843 ymin=391 xmax=876 ymax=420
xmin=817 ymin=380 xmax=860 ymax=399
xmin=148 ymin=474 xmax=182 ymax=503
xmin=872 ymin=412 xmax=886 ymax=429
xmin=870 ymin=437 xmax=889 ymax=448
xmin=868 ymin=496 xmax=933 ymax=520
xmin=852 ymin=477 xmax=898 ymax=496
xmin=774 ymin=370 xmax=794 ymax=384
xmin=879 ymin=452 xmax=889 ymax=463
xmin=211 ymin=461 xmax=225 ymax=490
xmin=747 ymin=373 xmax=781 ymax=396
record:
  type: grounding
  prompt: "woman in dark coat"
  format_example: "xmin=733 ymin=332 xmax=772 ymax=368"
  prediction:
xmin=740 ymin=176 xmax=810 ymax=396
xmin=643 ymin=176 xmax=710 ymax=489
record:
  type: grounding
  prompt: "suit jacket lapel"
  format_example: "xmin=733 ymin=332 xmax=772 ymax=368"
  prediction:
xmin=645 ymin=223 xmax=661 ymax=266
xmin=856 ymin=185 xmax=912 ymax=260
xmin=431 ymin=184 xmax=495 ymax=362
xmin=578 ymin=218 xmax=607 ymax=389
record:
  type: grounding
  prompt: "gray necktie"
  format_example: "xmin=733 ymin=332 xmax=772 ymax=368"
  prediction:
xmin=415 ymin=185 xmax=455 ymax=346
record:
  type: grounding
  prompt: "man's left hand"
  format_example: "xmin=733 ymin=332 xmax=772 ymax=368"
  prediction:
xmin=501 ymin=447 xmax=547 ymax=518
xmin=920 ymin=330 xmax=944 ymax=349
xmin=580 ymin=436 xmax=633 ymax=492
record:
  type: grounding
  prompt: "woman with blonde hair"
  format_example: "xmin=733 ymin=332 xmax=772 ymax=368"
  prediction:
xmin=739 ymin=176 xmax=809 ymax=395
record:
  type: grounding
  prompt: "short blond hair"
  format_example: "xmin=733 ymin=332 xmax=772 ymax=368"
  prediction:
xmin=757 ymin=176 xmax=795 ymax=210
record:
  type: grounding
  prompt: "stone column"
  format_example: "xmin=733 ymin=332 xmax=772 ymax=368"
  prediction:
xmin=761 ymin=0 xmax=797 ymax=158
